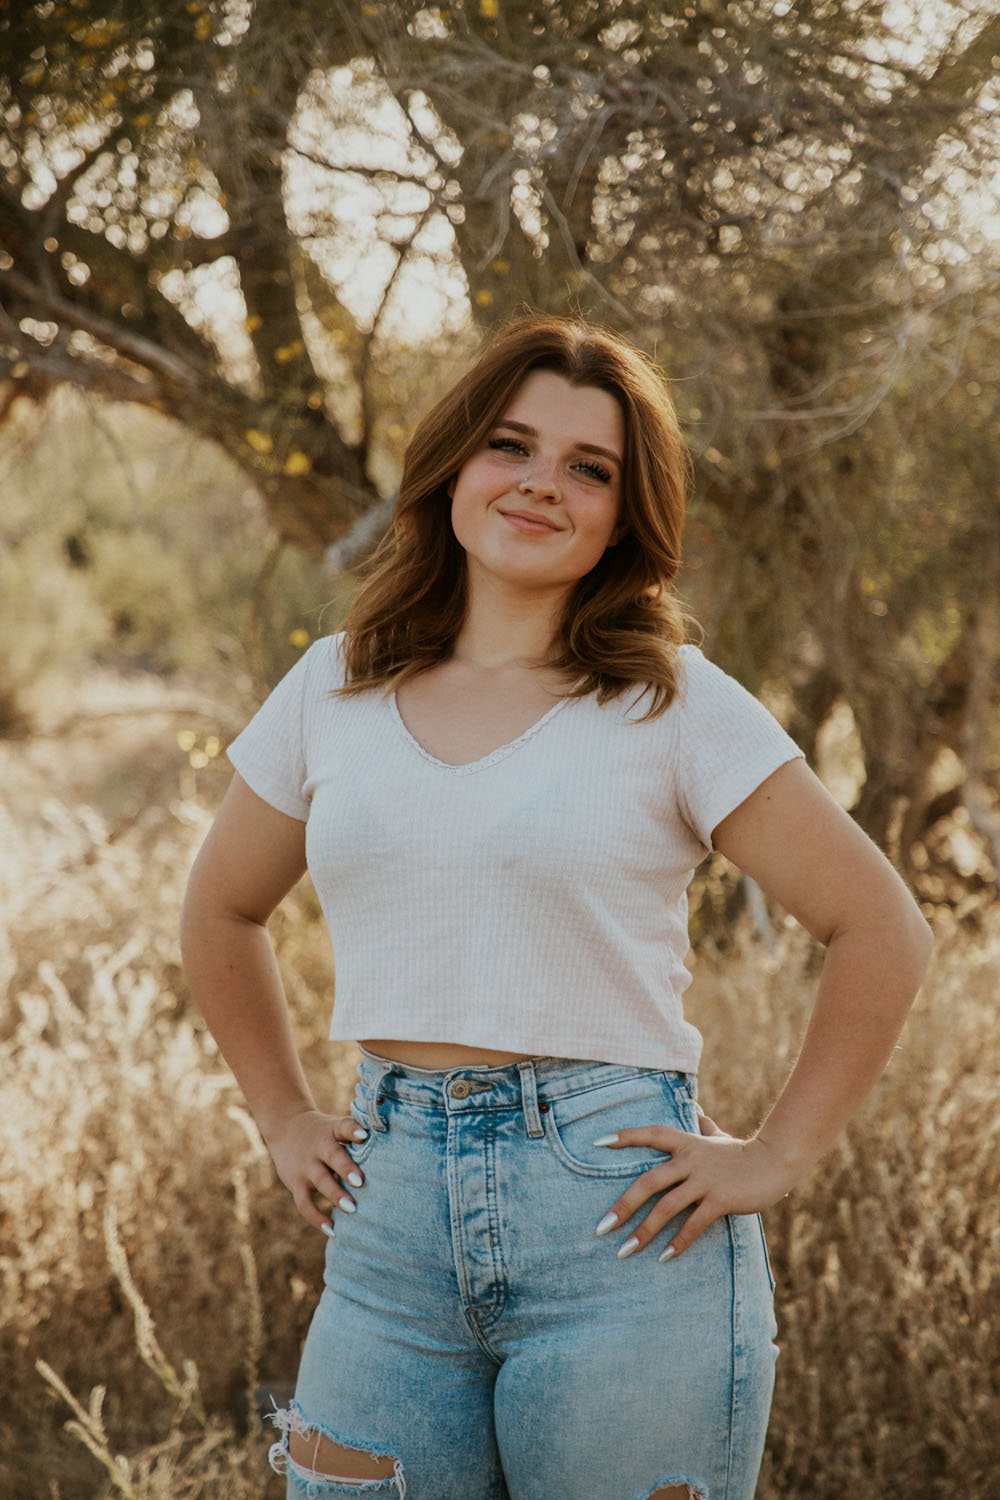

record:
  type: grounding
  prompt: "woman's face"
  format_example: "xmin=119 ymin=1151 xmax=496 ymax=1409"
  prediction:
xmin=448 ymin=369 xmax=626 ymax=603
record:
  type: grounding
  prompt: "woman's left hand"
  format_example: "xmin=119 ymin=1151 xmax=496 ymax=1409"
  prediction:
xmin=595 ymin=1112 xmax=797 ymax=1260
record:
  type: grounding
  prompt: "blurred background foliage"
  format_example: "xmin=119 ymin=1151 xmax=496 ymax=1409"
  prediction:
xmin=2 ymin=0 xmax=999 ymax=905
xmin=2 ymin=4 xmax=1000 ymax=1496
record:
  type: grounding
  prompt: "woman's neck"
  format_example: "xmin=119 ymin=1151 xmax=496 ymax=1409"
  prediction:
xmin=452 ymin=576 xmax=566 ymax=671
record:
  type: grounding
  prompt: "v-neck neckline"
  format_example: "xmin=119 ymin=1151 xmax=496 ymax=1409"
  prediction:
xmin=388 ymin=690 xmax=573 ymax=773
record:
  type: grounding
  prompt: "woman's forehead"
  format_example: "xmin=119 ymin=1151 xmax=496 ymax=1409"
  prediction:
xmin=498 ymin=370 xmax=625 ymax=449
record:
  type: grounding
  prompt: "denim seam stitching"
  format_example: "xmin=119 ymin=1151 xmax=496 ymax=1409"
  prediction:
xmin=723 ymin=1213 xmax=739 ymax=1499
xmin=479 ymin=1106 xmax=509 ymax=1331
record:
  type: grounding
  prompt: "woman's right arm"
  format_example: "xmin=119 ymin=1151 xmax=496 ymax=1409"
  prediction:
xmin=180 ymin=773 xmax=366 ymax=1232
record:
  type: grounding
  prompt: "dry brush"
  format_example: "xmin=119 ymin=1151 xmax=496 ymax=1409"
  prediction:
xmin=1 ymin=716 xmax=997 ymax=1499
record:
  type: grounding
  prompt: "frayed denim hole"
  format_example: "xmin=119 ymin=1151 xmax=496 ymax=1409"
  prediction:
xmin=635 ymin=1479 xmax=709 ymax=1500
xmin=268 ymin=1402 xmax=406 ymax=1496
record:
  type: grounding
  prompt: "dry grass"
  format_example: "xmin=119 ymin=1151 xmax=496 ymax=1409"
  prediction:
xmin=688 ymin=908 xmax=1000 ymax=1496
xmin=1 ymin=678 xmax=997 ymax=1499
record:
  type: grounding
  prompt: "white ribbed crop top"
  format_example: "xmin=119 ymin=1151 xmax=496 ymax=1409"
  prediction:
xmin=226 ymin=634 xmax=804 ymax=1071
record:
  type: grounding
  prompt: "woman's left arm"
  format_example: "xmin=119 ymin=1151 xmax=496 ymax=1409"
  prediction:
xmin=596 ymin=758 xmax=934 ymax=1259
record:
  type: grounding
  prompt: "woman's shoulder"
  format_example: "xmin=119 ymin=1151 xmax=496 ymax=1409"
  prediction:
xmin=296 ymin=631 xmax=348 ymax=684
xmin=674 ymin=642 xmax=751 ymax=702
xmin=675 ymin=640 xmax=718 ymax=680
xmin=672 ymin=643 xmax=802 ymax=754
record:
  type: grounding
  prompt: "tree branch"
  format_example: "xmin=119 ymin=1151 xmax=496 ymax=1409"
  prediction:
xmin=0 ymin=268 xmax=203 ymax=388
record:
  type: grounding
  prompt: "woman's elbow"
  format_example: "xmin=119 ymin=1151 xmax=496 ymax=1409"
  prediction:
xmin=880 ymin=880 xmax=933 ymax=992
xmin=905 ymin=899 xmax=934 ymax=980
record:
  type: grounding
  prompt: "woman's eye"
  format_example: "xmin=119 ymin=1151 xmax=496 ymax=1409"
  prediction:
xmin=486 ymin=437 xmax=611 ymax=483
xmin=575 ymin=458 xmax=612 ymax=483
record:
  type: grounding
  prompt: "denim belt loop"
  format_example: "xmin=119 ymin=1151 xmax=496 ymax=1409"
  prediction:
xmin=517 ymin=1060 xmax=545 ymax=1139
xmin=366 ymin=1061 xmax=394 ymax=1133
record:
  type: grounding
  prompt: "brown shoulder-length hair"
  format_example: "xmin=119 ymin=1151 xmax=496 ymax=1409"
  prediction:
xmin=336 ymin=313 xmax=694 ymax=719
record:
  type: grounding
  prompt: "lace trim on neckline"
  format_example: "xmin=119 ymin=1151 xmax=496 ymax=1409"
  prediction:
xmin=388 ymin=691 xmax=573 ymax=773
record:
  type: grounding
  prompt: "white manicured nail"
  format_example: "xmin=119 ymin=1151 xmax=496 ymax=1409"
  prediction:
xmin=338 ymin=1196 xmax=356 ymax=1213
xmin=592 ymin=1133 xmax=619 ymax=1146
xmin=352 ymin=1126 xmax=368 ymax=1141
xmin=658 ymin=1245 xmax=676 ymax=1263
xmin=348 ymin=1171 xmax=363 ymax=1187
xmin=321 ymin=1223 xmax=335 ymax=1239
xmin=617 ymin=1236 xmax=640 ymax=1260
xmin=595 ymin=1212 xmax=618 ymax=1237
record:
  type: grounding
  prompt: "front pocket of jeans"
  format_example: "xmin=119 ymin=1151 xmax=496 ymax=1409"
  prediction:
xmin=757 ymin=1214 xmax=776 ymax=1292
xmin=542 ymin=1074 xmax=690 ymax=1178
xmin=345 ymin=1097 xmax=379 ymax=1165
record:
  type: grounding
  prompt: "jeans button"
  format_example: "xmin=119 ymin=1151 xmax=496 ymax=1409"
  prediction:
xmin=451 ymin=1079 xmax=471 ymax=1099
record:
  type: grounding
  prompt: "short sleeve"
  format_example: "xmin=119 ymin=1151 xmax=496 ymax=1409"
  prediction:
xmin=675 ymin=645 xmax=805 ymax=850
xmin=226 ymin=637 xmax=341 ymax=821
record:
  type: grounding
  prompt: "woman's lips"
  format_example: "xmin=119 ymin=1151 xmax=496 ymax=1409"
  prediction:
xmin=499 ymin=509 xmax=561 ymax=535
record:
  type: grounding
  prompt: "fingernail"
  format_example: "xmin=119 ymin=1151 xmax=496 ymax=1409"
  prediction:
xmin=352 ymin=1126 xmax=368 ymax=1141
xmin=592 ymin=1133 xmax=619 ymax=1146
xmin=321 ymin=1223 xmax=335 ymax=1239
xmin=617 ymin=1235 xmax=640 ymax=1260
xmin=658 ymin=1245 xmax=676 ymax=1262
xmin=338 ymin=1195 xmax=356 ymax=1213
xmin=348 ymin=1171 xmax=363 ymax=1188
xmin=595 ymin=1212 xmax=619 ymax=1237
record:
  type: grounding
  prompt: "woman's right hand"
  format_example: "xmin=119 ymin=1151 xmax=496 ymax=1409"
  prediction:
xmin=264 ymin=1109 xmax=369 ymax=1234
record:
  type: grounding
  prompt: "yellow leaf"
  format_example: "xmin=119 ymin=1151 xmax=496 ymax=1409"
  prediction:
xmin=307 ymin=390 xmax=324 ymax=409
xmin=194 ymin=15 xmax=212 ymax=40
xmin=244 ymin=428 xmax=273 ymax=455
xmin=475 ymin=288 xmax=494 ymax=307
xmin=288 ymin=628 xmax=311 ymax=648
xmin=479 ymin=0 xmax=499 ymax=15
xmin=283 ymin=450 xmax=311 ymax=476
xmin=490 ymin=258 xmax=510 ymax=274
xmin=246 ymin=314 xmax=262 ymax=332
xmin=189 ymin=749 xmax=210 ymax=770
xmin=204 ymin=736 xmax=222 ymax=758
xmin=176 ymin=730 xmax=197 ymax=752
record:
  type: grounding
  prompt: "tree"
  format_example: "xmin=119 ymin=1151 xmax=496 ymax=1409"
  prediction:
xmin=2 ymin=0 xmax=999 ymax=885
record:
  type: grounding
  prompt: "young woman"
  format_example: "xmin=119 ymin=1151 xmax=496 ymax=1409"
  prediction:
xmin=181 ymin=315 xmax=932 ymax=1500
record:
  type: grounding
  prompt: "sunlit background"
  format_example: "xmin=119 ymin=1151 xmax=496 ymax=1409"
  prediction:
xmin=2 ymin=3 xmax=999 ymax=1497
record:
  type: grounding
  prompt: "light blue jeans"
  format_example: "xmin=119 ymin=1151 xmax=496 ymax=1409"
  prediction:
xmin=270 ymin=1052 xmax=778 ymax=1500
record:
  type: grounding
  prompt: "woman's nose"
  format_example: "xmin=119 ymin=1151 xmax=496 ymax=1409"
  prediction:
xmin=518 ymin=466 xmax=559 ymax=498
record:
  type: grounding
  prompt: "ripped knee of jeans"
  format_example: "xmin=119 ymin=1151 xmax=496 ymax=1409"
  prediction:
xmin=639 ymin=1480 xmax=709 ymax=1500
xmin=268 ymin=1401 xmax=406 ymax=1497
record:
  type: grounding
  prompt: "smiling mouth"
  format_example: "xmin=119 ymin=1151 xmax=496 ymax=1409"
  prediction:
xmin=499 ymin=509 xmax=562 ymax=535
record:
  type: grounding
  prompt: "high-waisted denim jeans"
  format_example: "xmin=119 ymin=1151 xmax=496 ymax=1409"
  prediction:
xmin=270 ymin=1051 xmax=778 ymax=1500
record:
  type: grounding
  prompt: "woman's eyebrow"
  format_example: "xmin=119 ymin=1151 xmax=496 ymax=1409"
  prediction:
xmin=493 ymin=418 xmax=622 ymax=468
